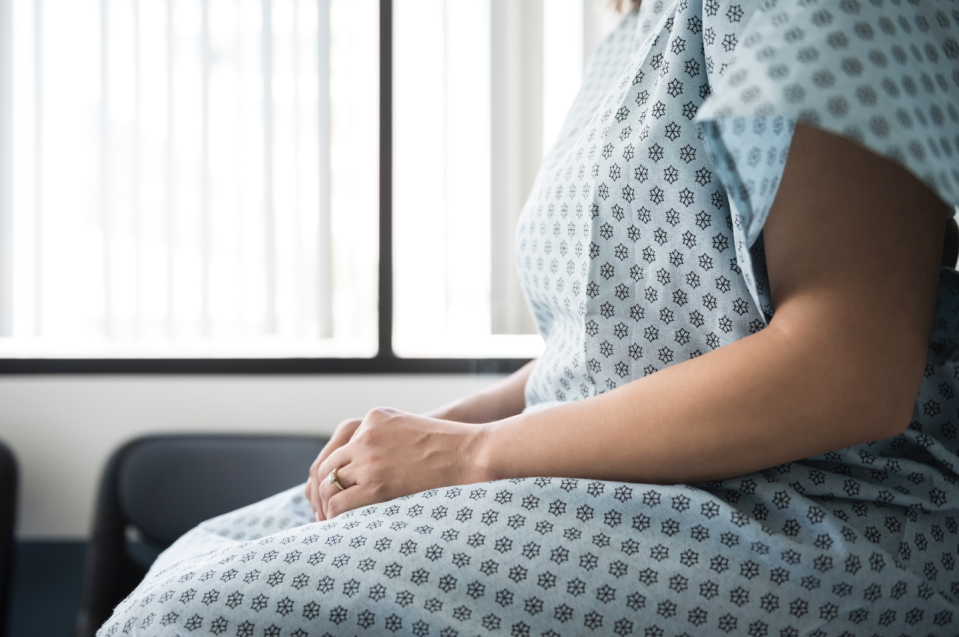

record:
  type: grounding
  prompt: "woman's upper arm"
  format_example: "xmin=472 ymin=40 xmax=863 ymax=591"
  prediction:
xmin=691 ymin=4 xmax=959 ymax=410
xmin=763 ymin=122 xmax=950 ymax=435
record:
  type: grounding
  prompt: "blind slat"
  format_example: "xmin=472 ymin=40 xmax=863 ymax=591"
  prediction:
xmin=200 ymin=0 xmax=211 ymax=336
xmin=165 ymin=0 xmax=174 ymax=337
xmin=0 ymin=0 xmax=12 ymax=335
xmin=33 ymin=0 xmax=42 ymax=337
xmin=133 ymin=0 xmax=142 ymax=333
xmin=263 ymin=0 xmax=276 ymax=334
xmin=100 ymin=0 xmax=114 ymax=337
xmin=316 ymin=0 xmax=332 ymax=338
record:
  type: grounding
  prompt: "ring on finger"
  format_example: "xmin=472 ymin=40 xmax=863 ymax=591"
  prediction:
xmin=328 ymin=467 xmax=346 ymax=491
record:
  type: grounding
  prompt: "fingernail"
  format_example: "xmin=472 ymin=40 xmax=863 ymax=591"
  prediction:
xmin=315 ymin=511 xmax=320 ymax=522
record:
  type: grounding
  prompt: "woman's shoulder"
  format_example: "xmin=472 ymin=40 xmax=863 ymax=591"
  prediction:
xmin=697 ymin=0 xmax=959 ymax=211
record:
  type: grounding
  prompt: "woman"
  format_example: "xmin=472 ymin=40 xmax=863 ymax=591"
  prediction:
xmin=101 ymin=1 xmax=959 ymax=635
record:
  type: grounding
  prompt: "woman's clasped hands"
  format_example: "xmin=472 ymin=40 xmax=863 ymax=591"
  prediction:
xmin=304 ymin=408 xmax=489 ymax=521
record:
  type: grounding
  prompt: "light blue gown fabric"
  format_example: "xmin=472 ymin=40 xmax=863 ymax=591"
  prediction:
xmin=100 ymin=2 xmax=959 ymax=635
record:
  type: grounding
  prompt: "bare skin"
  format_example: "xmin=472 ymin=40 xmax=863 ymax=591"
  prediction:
xmin=306 ymin=123 xmax=951 ymax=521
xmin=306 ymin=361 xmax=537 ymax=520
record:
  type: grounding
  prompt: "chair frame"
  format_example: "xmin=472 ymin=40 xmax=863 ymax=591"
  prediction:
xmin=74 ymin=438 xmax=148 ymax=637
xmin=0 ymin=441 xmax=18 ymax=637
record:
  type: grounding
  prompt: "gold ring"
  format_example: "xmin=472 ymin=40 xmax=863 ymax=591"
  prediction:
xmin=328 ymin=467 xmax=345 ymax=491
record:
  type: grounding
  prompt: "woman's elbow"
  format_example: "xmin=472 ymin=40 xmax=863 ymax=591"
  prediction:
xmin=850 ymin=352 xmax=926 ymax=442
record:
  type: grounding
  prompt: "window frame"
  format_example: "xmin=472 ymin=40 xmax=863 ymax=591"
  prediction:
xmin=0 ymin=0 xmax=530 ymax=376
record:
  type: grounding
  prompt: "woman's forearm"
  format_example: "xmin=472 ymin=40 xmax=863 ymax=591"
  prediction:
xmin=425 ymin=359 xmax=537 ymax=424
xmin=311 ymin=303 xmax=924 ymax=519
xmin=472 ymin=316 xmax=915 ymax=486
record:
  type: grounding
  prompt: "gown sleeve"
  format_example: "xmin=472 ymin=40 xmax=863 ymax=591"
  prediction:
xmin=695 ymin=0 xmax=959 ymax=321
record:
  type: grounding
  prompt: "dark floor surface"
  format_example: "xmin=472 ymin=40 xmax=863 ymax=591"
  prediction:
xmin=6 ymin=542 xmax=86 ymax=637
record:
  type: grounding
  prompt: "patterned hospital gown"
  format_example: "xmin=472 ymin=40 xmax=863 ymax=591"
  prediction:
xmin=101 ymin=1 xmax=959 ymax=635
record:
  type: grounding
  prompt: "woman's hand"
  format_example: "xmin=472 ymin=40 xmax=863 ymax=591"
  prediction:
xmin=307 ymin=407 xmax=487 ymax=520
xmin=304 ymin=417 xmax=362 ymax=521
xmin=304 ymin=361 xmax=536 ymax=521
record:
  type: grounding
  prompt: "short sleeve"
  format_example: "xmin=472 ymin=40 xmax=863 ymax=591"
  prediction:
xmin=695 ymin=0 xmax=959 ymax=321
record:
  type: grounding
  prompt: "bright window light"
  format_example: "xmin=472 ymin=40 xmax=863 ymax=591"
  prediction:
xmin=392 ymin=0 xmax=601 ymax=358
xmin=2 ymin=0 xmax=619 ymax=361
xmin=5 ymin=0 xmax=378 ymax=358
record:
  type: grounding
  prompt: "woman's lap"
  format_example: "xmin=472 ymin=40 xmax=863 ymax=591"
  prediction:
xmin=99 ymin=477 xmax=954 ymax=637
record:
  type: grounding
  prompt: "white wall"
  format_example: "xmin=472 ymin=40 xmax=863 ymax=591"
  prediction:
xmin=0 ymin=374 xmax=502 ymax=540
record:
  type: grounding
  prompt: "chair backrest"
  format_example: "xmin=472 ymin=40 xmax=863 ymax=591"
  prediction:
xmin=74 ymin=434 xmax=327 ymax=637
xmin=117 ymin=436 xmax=325 ymax=545
xmin=0 ymin=440 xmax=18 ymax=637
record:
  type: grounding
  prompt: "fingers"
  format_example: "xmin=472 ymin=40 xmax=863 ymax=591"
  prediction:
xmin=312 ymin=444 xmax=353 ymax=519
xmin=307 ymin=409 xmax=412 ymax=520
xmin=317 ymin=419 xmax=361 ymax=467
xmin=307 ymin=419 xmax=362 ymax=519
xmin=310 ymin=464 xmax=381 ymax=521
xmin=306 ymin=459 xmax=324 ymax=512
xmin=308 ymin=461 xmax=324 ymax=519
xmin=306 ymin=476 xmax=323 ymax=522
xmin=326 ymin=482 xmax=385 ymax=520
xmin=316 ymin=443 xmax=352 ymax=491
xmin=319 ymin=463 xmax=358 ymax=519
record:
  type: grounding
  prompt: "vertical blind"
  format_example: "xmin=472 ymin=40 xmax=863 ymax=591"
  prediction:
xmin=0 ymin=0 xmax=618 ymax=359
xmin=5 ymin=0 xmax=378 ymax=357
xmin=392 ymin=0 xmax=618 ymax=357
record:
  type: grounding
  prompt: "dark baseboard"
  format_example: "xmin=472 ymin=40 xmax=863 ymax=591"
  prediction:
xmin=7 ymin=541 xmax=86 ymax=637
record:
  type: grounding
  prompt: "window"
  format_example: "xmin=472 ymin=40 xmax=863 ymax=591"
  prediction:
xmin=3 ymin=0 xmax=378 ymax=359
xmin=0 ymin=0 xmax=618 ymax=369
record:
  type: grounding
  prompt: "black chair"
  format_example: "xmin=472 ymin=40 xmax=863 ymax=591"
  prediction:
xmin=74 ymin=434 xmax=328 ymax=637
xmin=0 ymin=440 xmax=17 ymax=637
